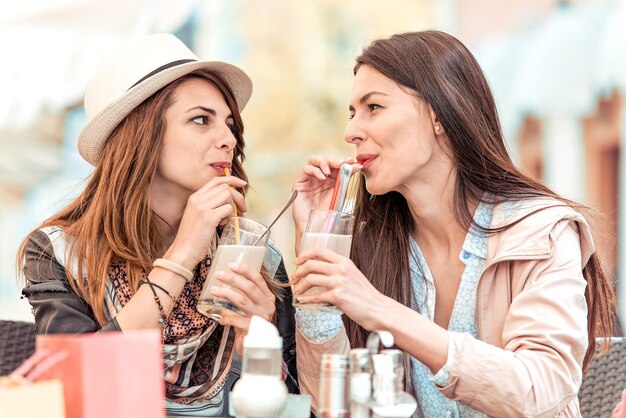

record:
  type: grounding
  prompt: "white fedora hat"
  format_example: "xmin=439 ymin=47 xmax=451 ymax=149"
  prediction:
xmin=77 ymin=33 xmax=253 ymax=166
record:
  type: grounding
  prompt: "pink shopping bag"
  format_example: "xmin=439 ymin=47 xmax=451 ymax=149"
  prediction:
xmin=35 ymin=330 xmax=164 ymax=418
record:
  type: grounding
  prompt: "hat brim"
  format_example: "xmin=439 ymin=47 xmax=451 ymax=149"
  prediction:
xmin=77 ymin=60 xmax=253 ymax=166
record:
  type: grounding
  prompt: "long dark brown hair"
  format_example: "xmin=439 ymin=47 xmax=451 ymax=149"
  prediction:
xmin=17 ymin=69 xmax=283 ymax=325
xmin=346 ymin=31 xmax=616 ymax=369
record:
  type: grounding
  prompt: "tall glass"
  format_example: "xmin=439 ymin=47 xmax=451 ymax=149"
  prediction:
xmin=197 ymin=217 xmax=269 ymax=319
xmin=293 ymin=209 xmax=355 ymax=314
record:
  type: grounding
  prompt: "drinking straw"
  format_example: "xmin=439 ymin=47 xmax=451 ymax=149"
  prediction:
xmin=224 ymin=167 xmax=240 ymax=244
xmin=328 ymin=170 xmax=342 ymax=210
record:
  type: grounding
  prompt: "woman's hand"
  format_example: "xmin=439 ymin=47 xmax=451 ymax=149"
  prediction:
xmin=291 ymin=156 xmax=360 ymax=252
xmin=212 ymin=263 xmax=277 ymax=355
xmin=165 ymin=175 xmax=247 ymax=270
xmin=292 ymin=248 xmax=387 ymax=330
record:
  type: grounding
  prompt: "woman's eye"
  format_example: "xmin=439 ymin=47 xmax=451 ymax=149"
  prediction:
xmin=368 ymin=104 xmax=381 ymax=111
xmin=191 ymin=115 xmax=208 ymax=125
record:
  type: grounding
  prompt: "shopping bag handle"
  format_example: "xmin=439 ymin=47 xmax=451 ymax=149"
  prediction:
xmin=10 ymin=349 xmax=69 ymax=382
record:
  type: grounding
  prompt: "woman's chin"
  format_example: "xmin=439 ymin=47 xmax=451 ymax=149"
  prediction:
xmin=364 ymin=179 xmax=388 ymax=196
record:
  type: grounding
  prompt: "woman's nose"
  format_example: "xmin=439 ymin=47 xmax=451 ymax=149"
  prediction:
xmin=344 ymin=118 xmax=365 ymax=144
xmin=217 ymin=126 xmax=237 ymax=150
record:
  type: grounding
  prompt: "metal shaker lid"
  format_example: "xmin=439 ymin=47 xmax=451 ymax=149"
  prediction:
xmin=349 ymin=348 xmax=371 ymax=373
xmin=321 ymin=353 xmax=349 ymax=373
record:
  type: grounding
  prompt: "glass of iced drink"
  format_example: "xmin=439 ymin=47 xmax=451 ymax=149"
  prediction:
xmin=293 ymin=209 xmax=355 ymax=313
xmin=197 ymin=217 xmax=269 ymax=319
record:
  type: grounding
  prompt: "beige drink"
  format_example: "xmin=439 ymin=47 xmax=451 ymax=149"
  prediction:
xmin=197 ymin=217 xmax=269 ymax=318
xmin=198 ymin=244 xmax=267 ymax=319
xmin=295 ymin=232 xmax=353 ymax=312
xmin=300 ymin=232 xmax=352 ymax=256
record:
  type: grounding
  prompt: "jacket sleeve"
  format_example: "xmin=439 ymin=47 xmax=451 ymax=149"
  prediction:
xmin=21 ymin=229 xmax=121 ymax=334
xmin=296 ymin=323 xmax=351 ymax=413
xmin=272 ymin=259 xmax=300 ymax=393
xmin=438 ymin=220 xmax=588 ymax=417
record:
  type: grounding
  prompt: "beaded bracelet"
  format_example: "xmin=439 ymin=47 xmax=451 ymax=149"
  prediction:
xmin=141 ymin=279 xmax=175 ymax=303
xmin=152 ymin=258 xmax=194 ymax=282
xmin=144 ymin=277 xmax=168 ymax=327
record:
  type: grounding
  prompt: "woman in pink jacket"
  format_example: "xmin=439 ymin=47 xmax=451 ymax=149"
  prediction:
xmin=290 ymin=31 xmax=616 ymax=417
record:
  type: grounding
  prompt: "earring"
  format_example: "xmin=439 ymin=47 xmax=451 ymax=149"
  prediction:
xmin=434 ymin=124 xmax=441 ymax=133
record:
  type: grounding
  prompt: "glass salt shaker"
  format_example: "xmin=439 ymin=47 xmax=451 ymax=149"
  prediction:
xmin=231 ymin=316 xmax=288 ymax=418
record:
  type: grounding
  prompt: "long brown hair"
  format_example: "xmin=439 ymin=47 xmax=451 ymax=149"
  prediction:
xmin=17 ymin=69 xmax=281 ymax=325
xmin=347 ymin=31 xmax=616 ymax=369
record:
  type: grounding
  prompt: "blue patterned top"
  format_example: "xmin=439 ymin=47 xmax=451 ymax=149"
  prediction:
xmin=409 ymin=202 xmax=492 ymax=418
xmin=295 ymin=308 xmax=343 ymax=344
xmin=295 ymin=203 xmax=494 ymax=418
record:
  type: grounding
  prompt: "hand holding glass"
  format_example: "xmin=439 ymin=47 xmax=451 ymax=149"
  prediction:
xmin=197 ymin=217 xmax=269 ymax=319
xmin=293 ymin=209 xmax=355 ymax=314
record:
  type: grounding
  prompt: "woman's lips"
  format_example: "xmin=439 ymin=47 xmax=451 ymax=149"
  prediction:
xmin=210 ymin=163 xmax=232 ymax=175
xmin=356 ymin=155 xmax=377 ymax=169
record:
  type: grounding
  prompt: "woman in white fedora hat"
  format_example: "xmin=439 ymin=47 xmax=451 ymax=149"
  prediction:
xmin=18 ymin=33 xmax=299 ymax=416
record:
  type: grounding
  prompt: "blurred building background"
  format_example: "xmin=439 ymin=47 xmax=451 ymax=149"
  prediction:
xmin=0 ymin=0 xmax=623 ymax=333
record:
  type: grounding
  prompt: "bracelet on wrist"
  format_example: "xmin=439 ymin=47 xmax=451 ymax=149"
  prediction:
xmin=141 ymin=279 xmax=175 ymax=302
xmin=152 ymin=258 xmax=194 ymax=282
xmin=143 ymin=277 xmax=168 ymax=337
